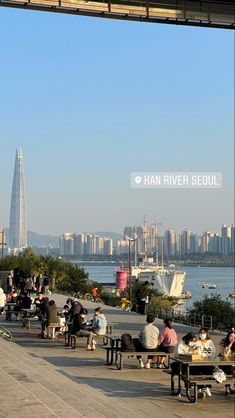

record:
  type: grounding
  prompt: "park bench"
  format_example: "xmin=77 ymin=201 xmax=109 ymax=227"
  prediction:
xmin=179 ymin=373 xmax=235 ymax=403
xmin=115 ymin=350 xmax=170 ymax=370
xmin=46 ymin=323 xmax=61 ymax=339
xmin=66 ymin=322 xmax=117 ymax=349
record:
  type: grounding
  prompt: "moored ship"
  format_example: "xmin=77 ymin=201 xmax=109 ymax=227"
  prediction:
xmin=116 ymin=259 xmax=186 ymax=298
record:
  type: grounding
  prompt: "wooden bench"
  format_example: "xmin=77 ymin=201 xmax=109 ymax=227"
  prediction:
xmin=167 ymin=369 xmax=235 ymax=403
xmin=22 ymin=316 xmax=40 ymax=329
xmin=46 ymin=323 xmax=60 ymax=339
xmin=115 ymin=351 xmax=170 ymax=370
xmin=183 ymin=374 xmax=235 ymax=403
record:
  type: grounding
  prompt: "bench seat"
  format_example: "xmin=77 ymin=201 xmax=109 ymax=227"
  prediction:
xmin=115 ymin=351 xmax=170 ymax=370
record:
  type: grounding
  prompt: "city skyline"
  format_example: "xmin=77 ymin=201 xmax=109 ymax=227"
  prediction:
xmin=0 ymin=11 xmax=234 ymax=235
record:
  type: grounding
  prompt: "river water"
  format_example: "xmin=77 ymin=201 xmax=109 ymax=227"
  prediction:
xmin=78 ymin=264 xmax=234 ymax=307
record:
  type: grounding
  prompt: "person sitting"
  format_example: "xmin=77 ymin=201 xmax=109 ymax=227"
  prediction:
xmin=13 ymin=291 xmax=31 ymax=318
xmin=156 ymin=318 xmax=178 ymax=368
xmin=171 ymin=332 xmax=199 ymax=377
xmin=91 ymin=307 xmax=107 ymax=336
xmin=137 ymin=314 xmax=159 ymax=369
xmin=33 ymin=293 xmax=45 ymax=320
xmin=219 ymin=329 xmax=235 ymax=395
xmin=0 ymin=288 xmax=6 ymax=314
xmin=195 ymin=328 xmax=216 ymax=398
xmin=72 ymin=308 xmax=95 ymax=351
xmin=41 ymin=300 xmax=59 ymax=338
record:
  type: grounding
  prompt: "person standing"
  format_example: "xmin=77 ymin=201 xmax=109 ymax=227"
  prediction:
xmin=7 ymin=273 xmax=13 ymax=292
xmin=136 ymin=281 xmax=150 ymax=315
xmin=25 ymin=275 xmax=34 ymax=296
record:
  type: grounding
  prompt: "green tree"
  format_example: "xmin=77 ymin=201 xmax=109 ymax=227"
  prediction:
xmin=189 ymin=294 xmax=234 ymax=330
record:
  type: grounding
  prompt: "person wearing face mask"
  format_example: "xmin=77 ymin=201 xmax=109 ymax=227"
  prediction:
xmin=197 ymin=328 xmax=216 ymax=358
xmin=72 ymin=308 xmax=95 ymax=350
xmin=195 ymin=328 xmax=216 ymax=398
xmin=171 ymin=333 xmax=198 ymax=376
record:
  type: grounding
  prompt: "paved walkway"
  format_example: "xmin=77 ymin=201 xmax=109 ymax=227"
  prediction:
xmin=0 ymin=293 xmax=234 ymax=418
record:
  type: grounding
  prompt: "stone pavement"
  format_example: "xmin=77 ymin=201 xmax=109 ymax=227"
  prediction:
xmin=0 ymin=293 xmax=234 ymax=418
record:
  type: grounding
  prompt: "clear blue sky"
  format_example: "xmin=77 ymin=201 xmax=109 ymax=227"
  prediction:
xmin=0 ymin=8 xmax=234 ymax=236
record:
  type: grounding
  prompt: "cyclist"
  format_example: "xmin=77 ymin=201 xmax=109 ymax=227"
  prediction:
xmin=91 ymin=287 xmax=98 ymax=298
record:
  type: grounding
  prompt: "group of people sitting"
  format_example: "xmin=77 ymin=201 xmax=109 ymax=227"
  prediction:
xmin=135 ymin=314 xmax=235 ymax=397
xmin=64 ymin=299 xmax=107 ymax=350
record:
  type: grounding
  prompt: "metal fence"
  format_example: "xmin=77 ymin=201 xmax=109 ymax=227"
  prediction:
xmin=146 ymin=304 xmax=234 ymax=332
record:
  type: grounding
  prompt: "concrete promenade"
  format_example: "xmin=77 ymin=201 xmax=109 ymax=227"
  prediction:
xmin=0 ymin=293 xmax=234 ymax=418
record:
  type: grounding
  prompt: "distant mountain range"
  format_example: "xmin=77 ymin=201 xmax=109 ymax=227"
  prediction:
xmin=4 ymin=229 xmax=122 ymax=247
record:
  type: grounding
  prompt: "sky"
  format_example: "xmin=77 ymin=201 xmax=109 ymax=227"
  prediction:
xmin=0 ymin=8 xmax=234 ymax=236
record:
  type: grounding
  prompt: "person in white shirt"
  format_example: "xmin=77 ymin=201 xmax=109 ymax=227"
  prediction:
xmin=195 ymin=328 xmax=216 ymax=398
xmin=137 ymin=314 xmax=159 ymax=369
xmin=197 ymin=328 xmax=216 ymax=358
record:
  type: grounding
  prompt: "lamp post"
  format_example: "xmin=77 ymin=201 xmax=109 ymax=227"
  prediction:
xmin=0 ymin=228 xmax=7 ymax=259
xmin=127 ymin=238 xmax=138 ymax=302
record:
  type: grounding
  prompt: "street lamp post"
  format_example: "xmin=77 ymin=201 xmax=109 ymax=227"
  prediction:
xmin=127 ymin=238 xmax=138 ymax=302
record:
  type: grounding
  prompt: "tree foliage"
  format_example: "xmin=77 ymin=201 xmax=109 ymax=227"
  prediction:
xmin=0 ymin=248 xmax=90 ymax=293
xmin=189 ymin=294 xmax=234 ymax=330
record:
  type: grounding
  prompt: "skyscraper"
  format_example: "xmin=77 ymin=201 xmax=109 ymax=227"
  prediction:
xmin=9 ymin=148 xmax=27 ymax=249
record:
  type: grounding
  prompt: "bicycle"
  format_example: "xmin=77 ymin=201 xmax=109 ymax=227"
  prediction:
xmin=115 ymin=298 xmax=132 ymax=311
xmin=0 ymin=326 xmax=13 ymax=340
xmin=84 ymin=293 xmax=103 ymax=304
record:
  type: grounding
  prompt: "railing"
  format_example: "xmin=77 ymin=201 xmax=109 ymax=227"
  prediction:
xmin=146 ymin=304 xmax=234 ymax=332
xmin=0 ymin=0 xmax=234 ymax=29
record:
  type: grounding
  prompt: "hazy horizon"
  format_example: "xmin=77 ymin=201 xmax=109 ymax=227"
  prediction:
xmin=1 ymin=10 xmax=234 ymax=236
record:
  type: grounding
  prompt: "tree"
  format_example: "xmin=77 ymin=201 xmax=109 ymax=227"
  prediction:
xmin=189 ymin=294 xmax=234 ymax=330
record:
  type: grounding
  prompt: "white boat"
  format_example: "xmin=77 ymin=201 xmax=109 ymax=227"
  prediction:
xmin=202 ymin=283 xmax=217 ymax=289
xmin=131 ymin=259 xmax=186 ymax=298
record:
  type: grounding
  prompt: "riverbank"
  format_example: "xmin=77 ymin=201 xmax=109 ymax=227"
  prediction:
xmin=0 ymin=293 xmax=234 ymax=418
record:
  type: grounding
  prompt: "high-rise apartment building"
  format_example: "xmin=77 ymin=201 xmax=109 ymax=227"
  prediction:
xmin=9 ymin=148 xmax=27 ymax=249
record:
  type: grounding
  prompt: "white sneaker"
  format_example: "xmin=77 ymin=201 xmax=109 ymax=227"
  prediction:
xmin=138 ymin=361 xmax=144 ymax=369
xmin=198 ymin=389 xmax=206 ymax=399
xmin=92 ymin=341 xmax=97 ymax=350
xmin=145 ymin=362 xmax=151 ymax=369
xmin=204 ymin=387 xmax=212 ymax=397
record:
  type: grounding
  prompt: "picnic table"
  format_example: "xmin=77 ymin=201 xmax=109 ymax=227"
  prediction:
xmin=170 ymin=356 xmax=235 ymax=403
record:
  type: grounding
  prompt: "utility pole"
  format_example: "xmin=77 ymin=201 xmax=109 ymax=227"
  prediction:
xmin=128 ymin=238 xmax=138 ymax=301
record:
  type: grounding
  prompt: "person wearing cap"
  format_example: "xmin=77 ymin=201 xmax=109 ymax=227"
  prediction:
xmin=137 ymin=314 xmax=159 ymax=369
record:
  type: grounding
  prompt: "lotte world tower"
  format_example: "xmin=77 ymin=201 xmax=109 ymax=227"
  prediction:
xmin=9 ymin=148 xmax=27 ymax=249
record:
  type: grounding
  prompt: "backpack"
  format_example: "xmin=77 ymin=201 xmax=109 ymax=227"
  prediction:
xmin=121 ymin=333 xmax=135 ymax=352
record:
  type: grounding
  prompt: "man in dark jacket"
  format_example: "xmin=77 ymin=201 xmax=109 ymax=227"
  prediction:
xmin=72 ymin=308 xmax=94 ymax=350
xmin=138 ymin=281 xmax=150 ymax=315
